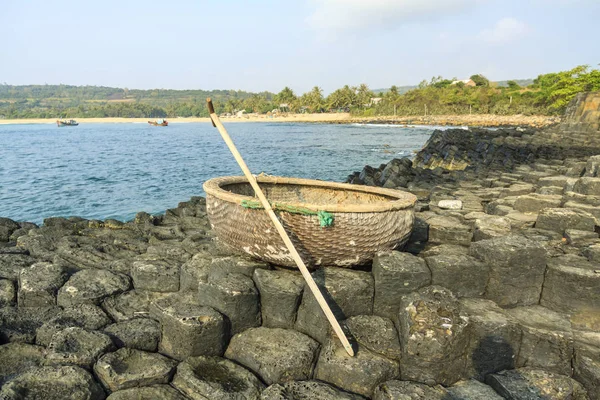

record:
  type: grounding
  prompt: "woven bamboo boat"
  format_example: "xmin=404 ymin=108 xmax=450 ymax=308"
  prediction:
xmin=203 ymin=176 xmax=417 ymax=268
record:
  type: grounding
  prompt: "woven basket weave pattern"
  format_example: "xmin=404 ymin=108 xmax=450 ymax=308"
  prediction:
xmin=204 ymin=176 xmax=416 ymax=268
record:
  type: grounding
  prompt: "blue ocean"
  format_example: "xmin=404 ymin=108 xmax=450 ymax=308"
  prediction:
xmin=0 ymin=122 xmax=435 ymax=224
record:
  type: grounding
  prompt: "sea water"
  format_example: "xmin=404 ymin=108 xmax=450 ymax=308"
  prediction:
xmin=0 ymin=122 xmax=436 ymax=224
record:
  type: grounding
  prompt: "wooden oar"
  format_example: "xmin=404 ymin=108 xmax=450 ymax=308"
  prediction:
xmin=206 ymin=98 xmax=354 ymax=357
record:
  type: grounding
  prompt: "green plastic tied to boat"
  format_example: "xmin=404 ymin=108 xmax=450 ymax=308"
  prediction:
xmin=241 ymin=199 xmax=334 ymax=227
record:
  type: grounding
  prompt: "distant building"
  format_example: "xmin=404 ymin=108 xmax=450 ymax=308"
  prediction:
xmin=370 ymin=97 xmax=383 ymax=105
xmin=451 ymin=79 xmax=476 ymax=87
xmin=236 ymin=110 xmax=246 ymax=117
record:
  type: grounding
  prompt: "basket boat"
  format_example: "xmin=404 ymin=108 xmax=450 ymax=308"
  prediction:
xmin=203 ymin=176 xmax=417 ymax=268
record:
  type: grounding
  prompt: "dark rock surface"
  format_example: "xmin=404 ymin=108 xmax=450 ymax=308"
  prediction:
xmin=94 ymin=348 xmax=178 ymax=392
xmin=486 ymin=368 xmax=589 ymax=400
xmin=314 ymin=336 xmax=399 ymax=398
xmin=261 ymin=380 xmax=365 ymax=399
xmin=106 ymin=384 xmax=187 ymax=400
xmin=396 ymin=286 xmax=470 ymax=386
xmin=372 ymin=380 xmax=449 ymax=400
xmin=0 ymin=365 xmax=105 ymax=400
xmin=225 ymin=327 xmax=320 ymax=385
xmin=171 ymin=355 xmax=265 ymax=400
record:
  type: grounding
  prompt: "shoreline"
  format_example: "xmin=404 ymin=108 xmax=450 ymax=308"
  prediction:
xmin=0 ymin=113 xmax=560 ymax=128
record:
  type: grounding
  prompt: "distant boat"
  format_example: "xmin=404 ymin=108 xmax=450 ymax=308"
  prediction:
xmin=57 ymin=119 xmax=79 ymax=127
xmin=148 ymin=119 xmax=168 ymax=126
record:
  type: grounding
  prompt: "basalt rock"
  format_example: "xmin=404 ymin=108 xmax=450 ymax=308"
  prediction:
xmin=150 ymin=293 xmax=227 ymax=359
xmin=505 ymin=306 xmax=574 ymax=375
xmin=486 ymin=367 xmax=590 ymax=400
xmin=470 ymin=235 xmax=547 ymax=307
xmin=0 ymin=365 xmax=105 ymax=400
xmin=541 ymin=254 xmax=600 ymax=315
xmin=103 ymin=318 xmax=160 ymax=352
xmin=314 ymin=336 xmax=399 ymax=398
xmin=107 ymin=385 xmax=188 ymax=400
xmin=295 ymin=267 xmax=373 ymax=344
xmin=0 ymin=279 xmax=16 ymax=307
xmin=447 ymin=379 xmax=505 ymax=399
xmin=196 ymin=272 xmax=261 ymax=335
xmin=45 ymin=326 xmax=116 ymax=369
xmin=372 ymin=251 xmax=430 ymax=320
xmin=225 ymin=327 xmax=320 ymax=385
xmin=372 ymin=380 xmax=449 ymax=400
xmin=395 ymin=286 xmax=470 ymax=386
xmin=94 ymin=348 xmax=178 ymax=392
xmin=57 ymin=269 xmax=131 ymax=307
xmin=0 ymin=342 xmax=46 ymax=386
xmin=253 ymin=268 xmax=304 ymax=329
xmin=171 ymin=356 xmax=265 ymax=400
xmin=261 ymin=380 xmax=365 ymax=400
xmin=18 ymin=262 xmax=68 ymax=307
xmin=36 ymin=304 xmax=112 ymax=347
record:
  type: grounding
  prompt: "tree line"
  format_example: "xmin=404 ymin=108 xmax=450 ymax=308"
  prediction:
xmin=0 ymin=65 xmax=598 ymax=119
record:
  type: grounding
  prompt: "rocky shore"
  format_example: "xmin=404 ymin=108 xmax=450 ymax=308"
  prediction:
xmin=0 ymin=92 xmax=599 ymax=399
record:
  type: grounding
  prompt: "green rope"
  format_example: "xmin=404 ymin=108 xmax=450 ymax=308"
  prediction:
xmin=240 ymin=199 xmax=334 ymax=227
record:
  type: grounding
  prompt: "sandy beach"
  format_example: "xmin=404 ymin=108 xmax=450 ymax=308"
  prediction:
xmin=0 ymin=113 xmax=560 ymax=128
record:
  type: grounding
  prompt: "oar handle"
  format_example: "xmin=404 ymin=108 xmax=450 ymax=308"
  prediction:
xmin=206 ymin=98 xmax=354 ymax=357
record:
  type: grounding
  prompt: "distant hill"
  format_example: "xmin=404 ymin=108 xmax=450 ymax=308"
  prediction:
xmin=494 ymin=79 xmax=534 ymax=88
xmin=372 ymin=86 xmax=417 ymax=95
xmin=374 ymin=78 xmax=534 ymax=94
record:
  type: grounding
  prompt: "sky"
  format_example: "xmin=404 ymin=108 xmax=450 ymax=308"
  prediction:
xmin=1 ymin=0 xmax=599 ymax=94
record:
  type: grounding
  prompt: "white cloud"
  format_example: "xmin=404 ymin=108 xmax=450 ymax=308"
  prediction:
xmin=478 ymin=17 xmax=530 ymax=44
xmin=307 ymin=0 xmax=486 ymax=34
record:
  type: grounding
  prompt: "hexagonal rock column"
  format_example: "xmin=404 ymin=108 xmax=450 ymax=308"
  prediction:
xmin=253 ymin=268 xmax=304 ymax=329
xmin=535 ymin=208 xmax=597 ymax=234
xmin=459 ymin=298 xmax=522 ymax=381
xmin=373 ymin=380 xmax=449 ymax=400
xmin=36 ymin=304 xmax=112 ymax=347
xmin=427 ymin=215 xmax=473 ymax=246
xmin=150 ymin=294 xmax=227 ymax=359
xmin=573 ymin=177 xmax=600 ymax=196
xmin=46 ymin=327 xmax=116 ymax=369
xmin=197 ymin=273 xmax=260 ymax=335
xmin=505 ymin=306 xmax=574 ymax=376
xmin=0 ymin=342 xmax=46 ymax=386
xmin=425 ymin=252 xmax=488 ymax=299
xmin=486 ymin=368 xmax=589 ymax=399
xmin=131 ymin=259 xmax=180 ymax=292
xmin=446 ymin=379 xmax=504 ymax=399
xmin=470 ymin=235 xmax=547 ymax=307
xmin=0 ymin=279 xmax=15 ymax=307
xmin=371 ymin=251 xmax=430 ymax=321
xmin=171 ymin=356 xmax=265 ymax=400
xmin=0 ymin=365 xmax=105 ymax=400
xmin=574 ymin=351 xmax=600 ymax=399
xmin=17 ymin=262 xmax=67 ymax=307
xmin=94 ymin=348 xmax=178 ymax=392
xmin=344 ymin=315 xmax=401 ymax=361
xmin=261 ymin=380 xmax=364 ymax=399
xmin=295 ymin=267 xmax=373 ymax=344
xmin=395 ymin=286 xmax=469 ymax=386
xmin=102 ymin=290 xmax=168 ymax=322
xmin=57 ymin=269 xmax=131 ymax=307
xmin=103 ymin=318 xmax=161 ymax=352
xmin=314 ymin=336 xmax=399 ymax=398
xmin=225 ymin=327 xmax=320 ymax=385
xmin=106 ymin=385 xmax=187 ymax=400
xmin=541 ymin=254 xmax=600 ymax=315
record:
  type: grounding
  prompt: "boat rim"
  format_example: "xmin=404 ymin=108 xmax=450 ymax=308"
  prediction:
xmin=203 ymin=175 xmax=417 ymax=213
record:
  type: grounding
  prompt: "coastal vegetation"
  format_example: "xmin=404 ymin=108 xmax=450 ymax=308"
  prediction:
xmin=0 ymin=65 xmax=598 ymax=119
